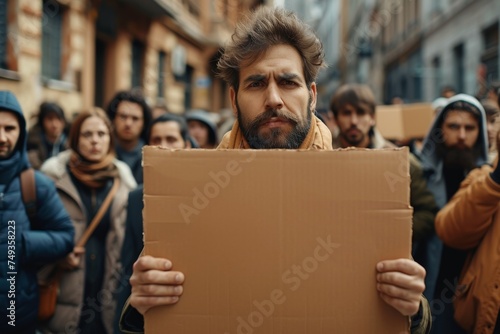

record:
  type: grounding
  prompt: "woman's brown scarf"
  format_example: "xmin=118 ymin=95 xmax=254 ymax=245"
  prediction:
xmin=69 ymin=151 xmax=119 ymax=189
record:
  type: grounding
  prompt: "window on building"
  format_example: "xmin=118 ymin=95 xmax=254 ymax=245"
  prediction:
xmin=411 ymin=52 xmax=423 ymax=101
xmin=453 ymin=43 xmax=465 ymax=93
xmin=0 ymin=0 xmax=7 ymax=69
xmin=183 ymin=64 xmax=194 ymax=111
xmin=432 ymin=56 xmax=442 ymax=99
xmin=158 ymin=51 xmax=166 ymax=98
xmin=481 ymin=22 xmax=499 ymax=81
xmin=131 ymin=40 xmax=144 ymax=88
xmin=41 ymin=0 xmax=63 ymax=80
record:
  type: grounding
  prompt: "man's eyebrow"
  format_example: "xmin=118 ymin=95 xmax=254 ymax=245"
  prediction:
xmin=278 ymin=73 xmax=301 ymax=81
xmin=243 ymin=74 xmax=266 ymax=84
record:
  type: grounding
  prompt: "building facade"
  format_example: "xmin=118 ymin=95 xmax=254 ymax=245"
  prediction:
xmin=421 ymin=0 xmax=500 ymax=100
xmin=0 ymin=0 xmax=263 ymax=124
xmin=316 ymin=0 xmax=499 ymax=104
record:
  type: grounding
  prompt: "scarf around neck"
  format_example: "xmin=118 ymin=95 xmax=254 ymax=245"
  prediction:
xmin=68 ymin=150 xmax=119 ymax=188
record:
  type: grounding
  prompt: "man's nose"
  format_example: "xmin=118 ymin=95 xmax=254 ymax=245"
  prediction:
xmin=0 ymin=129 xmax=6 ymax=142
xmin=350 ymin=113 xmax=358 ymax=125
xmin=124 ymin=117 xmax=133 ymax=126
xmin=458 ymin=127 xmax=466 ymax=140
xmin=264 ymin=83 xmax=284 ymax=110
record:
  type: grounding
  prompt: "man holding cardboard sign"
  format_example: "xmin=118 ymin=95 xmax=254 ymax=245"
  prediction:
xmin=121 ymin=6 xmax=430 ymax=333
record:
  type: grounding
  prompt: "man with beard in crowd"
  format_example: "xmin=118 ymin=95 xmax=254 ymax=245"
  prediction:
xmin=119 ymin=7 xmax=430 ymax=333
xmin=330 ymin=83 xmax=438 ymax=250
xmin=418 ymin=94 xmax=489 ymax=334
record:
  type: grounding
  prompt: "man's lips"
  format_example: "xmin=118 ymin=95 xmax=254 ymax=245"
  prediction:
xmin=347 ymin=128 xmax=360 ymax=136
xmin=261 ymin=117 xmax=291 ymax=128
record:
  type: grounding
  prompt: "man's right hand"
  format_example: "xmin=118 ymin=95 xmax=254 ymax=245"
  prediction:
xmin=129 ymin=255 xmax=185 ymax=315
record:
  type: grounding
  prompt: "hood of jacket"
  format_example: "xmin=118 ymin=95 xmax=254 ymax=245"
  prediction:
xmin=420 ymin=94 xmax=489 ymax=172
xmin=185 ymin=109 xmax=219 ymax=146
xmin=0 ymin=91 xmax=30 ymax=178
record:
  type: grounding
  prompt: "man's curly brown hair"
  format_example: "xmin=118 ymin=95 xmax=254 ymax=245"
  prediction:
xmin=217 ymin=6 xmax=325 ymax=92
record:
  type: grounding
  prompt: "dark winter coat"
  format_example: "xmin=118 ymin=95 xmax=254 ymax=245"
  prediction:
xmin=0 ymin=91 xmax=74 ymax=333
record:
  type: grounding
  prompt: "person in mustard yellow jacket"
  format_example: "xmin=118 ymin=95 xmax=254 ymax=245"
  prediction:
xmin=435 ymin=150 xmax=500 ymax=332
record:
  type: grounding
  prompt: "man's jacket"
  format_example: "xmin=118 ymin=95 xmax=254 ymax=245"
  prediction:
xmin=436 ymin=165 xmax=500 ymax=333
xmin=0 ymin=91 xmax=74 ymax=332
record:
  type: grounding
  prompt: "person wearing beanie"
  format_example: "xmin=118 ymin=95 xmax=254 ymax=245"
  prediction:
xmin=0 ymin=91 xmax=74 ymax=333
xmin=185 ymin=109 xmax=218 ymax=149
xmin=417 ymin=94 xmax=489 ymax=334
xmin=27 ymin=101 xmax=69 ymax=169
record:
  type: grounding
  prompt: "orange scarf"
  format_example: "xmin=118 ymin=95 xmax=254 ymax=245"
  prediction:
xmin=218 ymin=114 xmax=332 ymax=150
xmin=69 ymin=151 xmax=119 ymax=188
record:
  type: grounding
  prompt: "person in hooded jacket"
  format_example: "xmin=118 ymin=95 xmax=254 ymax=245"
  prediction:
xmin=0 ymin=91 xmax=74 ymax=334
xmin=27 ymin=102 xmax=69 ymax=169
xmin=415 ymin=94 xmax=489 ymax=334
xmin=185 ymin=109 xmax=218 ymax=148
xmin=434 ymin=92 xmax=500 ymax=333
xmin=39 ymin=107 xmax=136 ymax=334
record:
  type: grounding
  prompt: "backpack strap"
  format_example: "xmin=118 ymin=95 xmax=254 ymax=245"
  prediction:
xmin=20 ymin=168 xmax=37 ymax=228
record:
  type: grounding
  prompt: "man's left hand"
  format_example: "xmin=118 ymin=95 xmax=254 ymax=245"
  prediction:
xmin=376 ymin=259 xmax=426 ymax=316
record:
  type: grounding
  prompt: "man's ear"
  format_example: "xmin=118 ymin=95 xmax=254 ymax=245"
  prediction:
xmin=309 ymin=83 xmax=317 ymax=112
xmin=230 ymin=87 xmax=238 ymax=118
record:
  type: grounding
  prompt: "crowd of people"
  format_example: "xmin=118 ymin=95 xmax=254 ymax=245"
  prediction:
xmin=1 ymin=5 xmax=500 ymax=334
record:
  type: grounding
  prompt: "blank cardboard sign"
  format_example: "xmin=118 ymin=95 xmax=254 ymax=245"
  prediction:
xmin=143 ymin=147 xmax=412 ymax=334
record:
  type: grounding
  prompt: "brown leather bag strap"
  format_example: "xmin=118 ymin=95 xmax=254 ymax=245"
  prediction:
xmin=76 ymin=178 xmax=120 ymax=248
xmin=20 ymin=168 xmax=37 ymax=226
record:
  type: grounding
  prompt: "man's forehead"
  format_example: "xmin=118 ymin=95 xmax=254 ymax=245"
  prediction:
xmin=239 ymin=45 xmax=305 ymax=81
xmin=152 ymin=120 xmax=181 ymax=133
xmin=444 ymin=109 xmax=479 ymax=124
xmin=118 ymin=101 xmax=142 ymax=113
xmin=0 ymin=110 xmax=19 ymax=123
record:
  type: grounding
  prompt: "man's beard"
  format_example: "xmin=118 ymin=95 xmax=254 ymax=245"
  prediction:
xmin=237 ymin=102 xmax=312 ymax=150
xmin=340 ymin=127 xmax=368 ymax=147
xmin=438 ymin=144 xmax=480 ymax=172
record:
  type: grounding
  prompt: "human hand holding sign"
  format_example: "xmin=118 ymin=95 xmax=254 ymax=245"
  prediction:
xmin=128 ymin=255 xmax=425 ymax=318
xmin=376 ymin=258 xmax=426 ymax=316
xmin=129 ymin=255 xmax=185 ymax=315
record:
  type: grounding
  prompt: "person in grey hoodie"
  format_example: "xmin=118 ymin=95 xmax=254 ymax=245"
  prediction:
xmin=0 ymin=91 xmax=74 ymax=334
xmin=415 ymin=94 xmax=489 ymax=334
